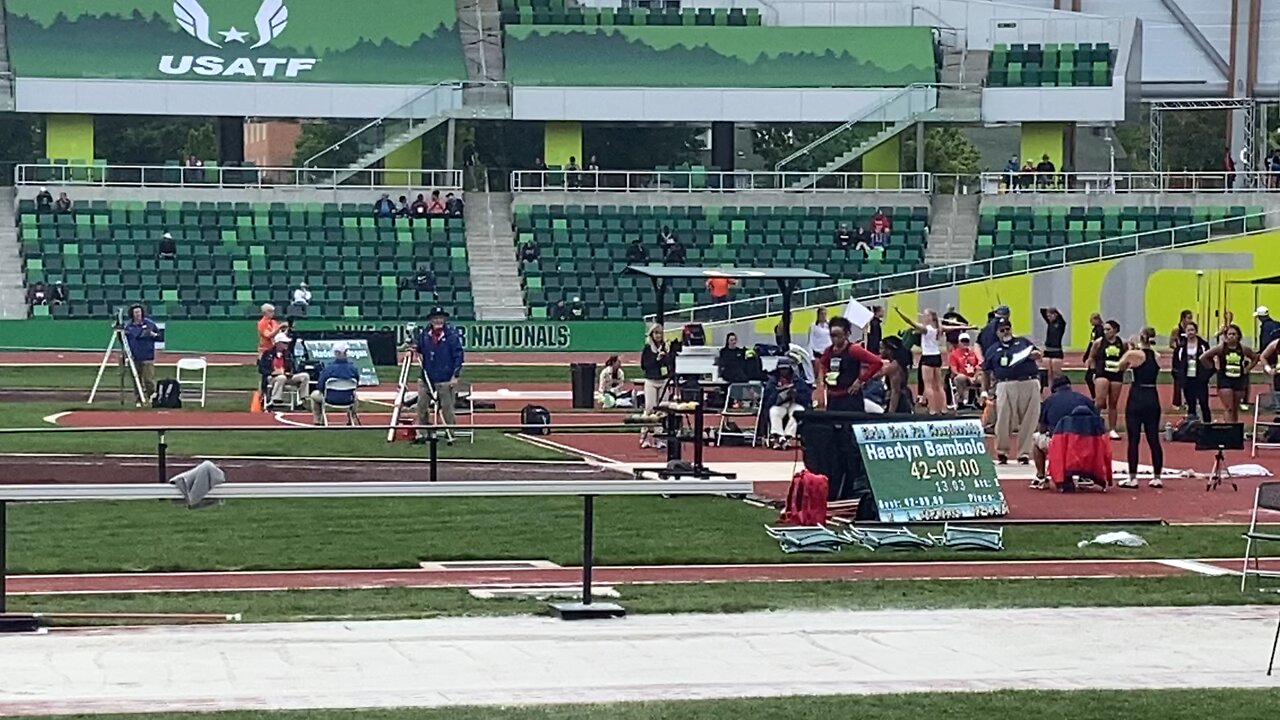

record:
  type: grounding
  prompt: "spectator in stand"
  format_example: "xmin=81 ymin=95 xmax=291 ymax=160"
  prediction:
xmin=395 ymin=195 xmax=411 ymax=217
xmin=35 ymin=187 xmax=53 ymax=213
xmin=410 ymin=265 xmax=436 ymax=298
xmin=1020 ymin=158 xmax=1036 ymax=190
xmin=518 ymin=238 xmax=540 ymax=265
xmin=585 ymin=155 xmax=601 ymax=189
xmin=565 ymin=156 xmax=581 ymax=189
xmin=1223 ymin=147 xmax=1237 ymax=190
xmin=834 ymin=222 xmax=854 ymax=249
xmin=410 ymin=193 xmax=429 ymax=218
xmin=658 ymin=224 xmax=676 ymax=250
xmin=256 ymin=303 xmax=282 ymax=353
xmin=54 ymin=192 xmax=73 ymax=215
xmin=550 ymin=300 xmax=568 ymax=321
xmin=291 ymin=282 xmax=311 ymax=313
xmin=1004 ymin=154 xmax=1020 ymax=192
xmin=158 ymin=232 xmax=177 ymax=260
xmin=50 ymin=282 xmax=68 ymax=305
xmin=625 ymin=237 xmax=648 ymax=264
xmin=445 ymin=193 xmax=464 ymax=218
xmin=1269 ymin=149 xmax=1280 ymax=190
xmin=569 ymin=296 xmax=587 ymax=320
xmin=427 ymin=190 xmax=446 ymax=215
xmin=123 ymin=304 xmax=160 ymax=402
xmin=663 ymin=237 xmax=687 ymax=265
xmin=373 ymin=193 xmax=396 ymax=218
xmin=26 ymin=281 xmax=48 ymax=306
xmin=870 ymin=209 xmax=891 ymax=246
xmin=309 ymin=343 xmax=361 ymax=425
xmin=1035 ymin=154 xmax=1056 ymax=189
xmin=948 ymin=332 xmax=982 ymax=409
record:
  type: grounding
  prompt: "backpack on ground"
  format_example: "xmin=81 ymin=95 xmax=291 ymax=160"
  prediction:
xmin=152 ymin=378 xmax=182 ymax=408
xmin=521 ymin=404 xmax=552 ymax=435
xmin=1171 ymin=416 xmax=1201 ymax=443
xmin=778 ymin=469 xmax=829 ymax=526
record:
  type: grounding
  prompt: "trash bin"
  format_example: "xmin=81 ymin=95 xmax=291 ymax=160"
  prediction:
xmin=570 ymin=362 xmax=597 ymax=409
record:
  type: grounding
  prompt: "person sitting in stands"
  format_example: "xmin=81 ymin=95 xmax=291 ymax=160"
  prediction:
xmin=870 ymin=209 xmax=891 ymax=247
xmin=258 ymin=332 xmax=312 ymax=409
xmin=597 ymin=355 xmax=633 ymax=408
xmin=309 ymin=343 xmax=361 ymax=425
xmin=410 ymin=194 xmax=429 ymax=218
xmin=569 ymin=296 xmax=587 ymax=320
xmin=158 ymin=232 xmax=177 ymax=260
xmin=50 ymin=282 xmax=68 ymax=305
xmin=26 ymin=281 xmax=48 ymax=306
xmin=427 ymin=190 xmax=446 ymax=215
xmin=550 ymin=300 xmax=568 ymax=321
xmin=518 ymin=239 xmax=540 ymax=264
xmin=35 ymin=187 xmax=53 ymax=213
xmin=373 ymin=193 xmax=395 ymax=218
xmin=835 ymin=222 xmax=854 ymax=249
xmin=395 ymin=195 xmax=411 ymax=217
xmin=445 ymin=193 xmax=464 ymax=218
xmin=54 ymin=192 xmax=73 ymax=215
xmin=663 ymin=238 xmax=687 ymax=265
xmin=625 ymin=237 xmax=648 ymax=264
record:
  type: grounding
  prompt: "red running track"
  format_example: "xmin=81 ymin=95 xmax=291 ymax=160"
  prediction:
xmin=11 ymin=558 xmax=1276 ymax=595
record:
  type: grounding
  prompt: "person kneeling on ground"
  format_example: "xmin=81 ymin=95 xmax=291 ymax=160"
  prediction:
xmin=258 ymin=332 xmax=311 ymax=409
xmin=310 ymin=343 xmax=361 ymax=425
xmin=597 ymin=354 xmax=633 ymax=408
xmin=1031 ymin=375 xmax=1097 ymax=489
xmin=764 ymin=357 xmax=812 ymax=450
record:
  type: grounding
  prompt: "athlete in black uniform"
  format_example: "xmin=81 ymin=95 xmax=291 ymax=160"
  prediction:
xmin=1040 ymin=307 xmax=1067 ymax=389
xmin=1200 ymin=323 xmax=1259 ymax=425
xmin=1173 ymin=320 xmax=1212 ymax=423
xmin=1083 ymin=313 xmax=1104 ymax=399
xmin=1085 ymin=319 xmax=1125 ymax=438
xmin=1117 ymin=328 xmax=1163 ymax=488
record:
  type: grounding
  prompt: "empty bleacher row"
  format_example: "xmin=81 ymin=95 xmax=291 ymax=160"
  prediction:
xmin=18 ymin=200 xmax=473 ymax=320
xmin=499 ymin=0 xmax=762 ymax=26
xmin=987 ymin=42 xmax=1113 ymax=87
xmin=514 ymin=204 xmax=929 ymax=319
xmin=977 ymin=204 xmax=1264 ymax=261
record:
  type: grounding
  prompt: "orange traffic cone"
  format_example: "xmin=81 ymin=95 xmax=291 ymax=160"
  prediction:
xmin=250 ymin=390 xmax=262 ymax=413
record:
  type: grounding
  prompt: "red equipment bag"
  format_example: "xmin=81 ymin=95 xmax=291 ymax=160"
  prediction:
xmin=779 ymin=469 xmax=829 ymax=526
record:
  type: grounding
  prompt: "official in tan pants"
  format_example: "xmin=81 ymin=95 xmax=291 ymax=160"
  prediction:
xmin=416 ymin=378 xmax=457 ymax=431
xmin=269 ymin=371 xmax=311 ymax=406
xmin=136 ymin=360 xmax=156 ymax=401
xmin=985 ymin=320 xmax=1044 ymax=464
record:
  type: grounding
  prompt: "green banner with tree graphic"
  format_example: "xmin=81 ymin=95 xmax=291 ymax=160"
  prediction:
xmin=504 ymin=25 xmax=937 ymax=87
xmin=4 ymin=0 xmax=466 ymax=83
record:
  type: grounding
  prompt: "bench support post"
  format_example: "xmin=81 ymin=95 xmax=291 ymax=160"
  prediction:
xmin=157 ymin=431 xmax=168 ymax=484
xmin=549 ymin=494 xmax=625 ymax=620
xmin=0 ymin=500 xmax=41 ymax=633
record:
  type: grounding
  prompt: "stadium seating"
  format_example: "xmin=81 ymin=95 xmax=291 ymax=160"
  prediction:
xmin=987 ymin=42 xmax=1113 ymax=87
xmin=17 ymin=200 xmax=473 ymax=320
xmin=514 ymin=204 xmax=930 ymax=319
xmin=499 ymin=0 xmax=762 ymax=27
xmin=976 ymin=204 xmax=1265 ymax=264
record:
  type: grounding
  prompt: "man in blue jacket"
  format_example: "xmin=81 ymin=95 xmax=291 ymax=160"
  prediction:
xmin=413 ymin=306 xmax=465 ymax=444
xmin=123 ymin=304 xmax=160 ymax=402
xmin=309 ymin=343 xmax=362 ymax=425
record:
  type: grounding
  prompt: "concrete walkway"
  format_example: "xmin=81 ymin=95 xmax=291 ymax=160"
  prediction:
xmin=2 ymin=606 xmax=1279 ymax=716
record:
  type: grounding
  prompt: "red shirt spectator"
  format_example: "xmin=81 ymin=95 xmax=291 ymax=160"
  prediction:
xmin=819 ymin=341 xmax=883 ymax=398
xmin=871 ymin=211 xmax=890 ymax=234
xmin=706 ymin=276 xmax=736 ymax=300
xmin=949 ymin=343 xmax=981 ymax=379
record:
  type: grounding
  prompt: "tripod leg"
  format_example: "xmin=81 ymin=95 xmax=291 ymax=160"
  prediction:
xmin=119 ymin=330 xmax=146 ymax=406
xmin=88 ymin=331 xmax=119 ymax=404
xmin=386 ymin=352 xmax=412 ymax=443
xmin=1269 ymin=610 xmax=1280 ymax=676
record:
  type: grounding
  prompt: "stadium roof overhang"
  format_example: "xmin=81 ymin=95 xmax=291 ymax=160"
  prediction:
xmin=626 ymin=265 xmax=830 ymax=346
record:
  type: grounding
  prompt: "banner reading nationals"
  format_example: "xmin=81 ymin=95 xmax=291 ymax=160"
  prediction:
xmin=332 ymin=321 xmax=643 ymax=352
xmin=853 ymin=419 xmax=1007 ymax=523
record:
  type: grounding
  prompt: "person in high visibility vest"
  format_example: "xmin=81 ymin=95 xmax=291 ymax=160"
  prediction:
xmin=1200 ymin=323 xmax=1260 ymax=425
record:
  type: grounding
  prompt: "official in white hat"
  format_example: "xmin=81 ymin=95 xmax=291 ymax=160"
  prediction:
xmin=258 ymin=331 xmax=312 ymax=409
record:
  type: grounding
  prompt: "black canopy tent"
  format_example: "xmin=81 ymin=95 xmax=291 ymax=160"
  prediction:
xmin=626 ymin=265 xmax=831 ymax=346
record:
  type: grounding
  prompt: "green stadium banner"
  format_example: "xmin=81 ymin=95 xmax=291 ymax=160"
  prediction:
xmin=852 ymin=419 xmax=1008 ymax=522
xmin=301 ymin=339 xmax=379 ymax=386
xmin=0 ymin=320 xmax=645 ymax=354
xmin=504 ymin=25 xmax=936 ymax=88
xmin=4 ymin=0 xmax=466 ymax=83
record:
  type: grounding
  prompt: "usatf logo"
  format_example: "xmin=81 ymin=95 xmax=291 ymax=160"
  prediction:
xmin=160 ymin=0 xmax=318 ymax=78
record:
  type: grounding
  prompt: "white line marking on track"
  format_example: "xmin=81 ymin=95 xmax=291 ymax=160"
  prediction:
xmin=41 ymin=411 xmax=70 ymax=425
xmin=1155 ymin=559 xmax=1239 ymax=576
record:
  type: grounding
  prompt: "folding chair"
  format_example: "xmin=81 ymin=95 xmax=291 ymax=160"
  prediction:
xmin=174 ymin=357 xmax=207 ymax=408
xmin=1242 ymin=481 xmax=1280 ymax=591
xmin=716 ymin=381 xmax=762 ymax=447
xmin=1252 ymin=391 xmax=1280 ymax=458
xmin=318 ymin=378 xmax=360 ymax=427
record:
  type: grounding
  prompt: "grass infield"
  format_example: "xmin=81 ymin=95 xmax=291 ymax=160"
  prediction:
xmin=11 ymin=688 xmax=1280 ymax=720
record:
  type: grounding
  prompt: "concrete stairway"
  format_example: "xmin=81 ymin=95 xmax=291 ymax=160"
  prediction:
xmin=0 ymin=0 xmax=14 ymax=112
xmin=463 ymin=192 xmax=526 ymax=321
xmin=457 ymin=0 xmax=508 ymax=108
xmin=923 ymin=193 xmax=979 ymax=266
xmin=0 ymin=189 xmax=29 ymax=318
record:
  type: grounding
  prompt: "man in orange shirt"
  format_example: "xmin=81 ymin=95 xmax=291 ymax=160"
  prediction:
xmin=705 ymin=275 xmax=736 ymax=321
xmin=256 ymin=303 xmax=281 ymax=353
xmin=948 ymin=332 xmax=982 ymax=409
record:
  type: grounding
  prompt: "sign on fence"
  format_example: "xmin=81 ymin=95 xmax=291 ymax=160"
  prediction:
xmin=302 ymin=339 xmax=379 ymax=386
xmin=853 ymin=418 xmax=1007 ymax=522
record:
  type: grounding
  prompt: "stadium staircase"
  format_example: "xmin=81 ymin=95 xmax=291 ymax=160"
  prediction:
xmin=464 ymin=192 xmax=526 ymax=320
xmin=458 ymin=0 xmax=508 ymax=94
xmin=778 ymin=45 xmax=986 ymax=189
xmin=0 ymin=189 xmax=28 ymax=318
xmin=0 ymin=0 xmax=13 ymax=112
xmin=924 ymin=194 xmax=979 ymax=265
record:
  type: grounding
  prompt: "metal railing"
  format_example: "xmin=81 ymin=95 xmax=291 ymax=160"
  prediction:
xmin=302 ymin=81 xmax=466 ymax=169
xmin=656 ymin=210 xmax=1276 ymax=326
xmin=774 ymin=84 xmax=937 ymax=173
xmin=979 ymin=171 xmax=1280 ymax=194
xmin=13 ymin=164 xmax=462 ymax=190
xmin=510 ymin=170 xmax=931 ymax=193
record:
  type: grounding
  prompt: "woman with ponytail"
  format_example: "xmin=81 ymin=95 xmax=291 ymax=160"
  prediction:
xmin=1117 ymin=327 xmax=1163 ymax=488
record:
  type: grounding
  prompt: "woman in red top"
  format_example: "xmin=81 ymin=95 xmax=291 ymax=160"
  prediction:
xmin=819 ymin=316 xmax=883 ymax=412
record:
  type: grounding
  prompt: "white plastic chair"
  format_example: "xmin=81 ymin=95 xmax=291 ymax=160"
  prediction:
xmin=174 ymin=357 xmax=208 ymax=408
xmin=319 ymin=378 xmax=360 ymax=427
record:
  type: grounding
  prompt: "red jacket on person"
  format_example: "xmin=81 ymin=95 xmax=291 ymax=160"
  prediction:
xmin=1047 ymin=406 xmax=1113 ymax=490
xmin=818 ymin=342 xmax=883 ymax=398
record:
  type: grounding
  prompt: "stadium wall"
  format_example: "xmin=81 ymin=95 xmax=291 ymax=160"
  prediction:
xmin=0 ymin=320 xmax=645 ymax=354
